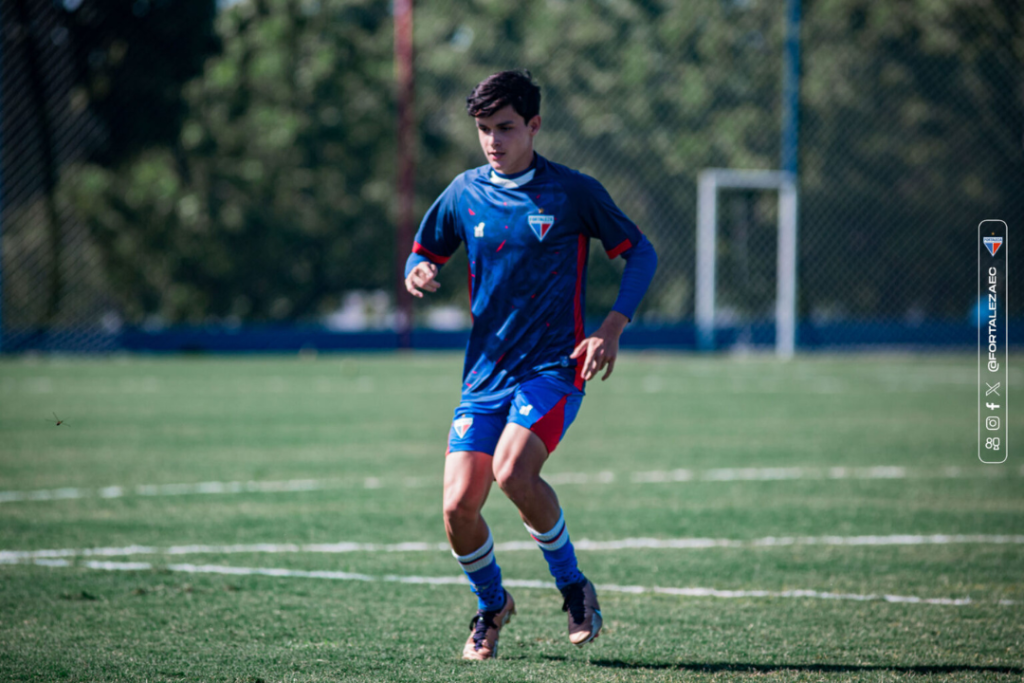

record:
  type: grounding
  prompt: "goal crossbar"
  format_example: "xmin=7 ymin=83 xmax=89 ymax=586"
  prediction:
xmin=696 ymin=169 xmax=798 ymax=358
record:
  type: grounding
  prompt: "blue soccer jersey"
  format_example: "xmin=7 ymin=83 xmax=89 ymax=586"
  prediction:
xmin=408 ymin=154 xmax=653 ymax=401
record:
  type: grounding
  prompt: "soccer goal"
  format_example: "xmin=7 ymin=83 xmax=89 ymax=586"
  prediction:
xmin=696 ymin=169 xmax=798 ymax=358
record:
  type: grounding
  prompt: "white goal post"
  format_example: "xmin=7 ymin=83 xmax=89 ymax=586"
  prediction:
xmin=696 ymin=169 xmax=798 ymax=358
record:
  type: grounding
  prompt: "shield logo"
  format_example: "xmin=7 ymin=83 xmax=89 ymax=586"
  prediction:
xmin=984 ymin=236 xmax=1003 ymax=256
xmin=453 ymin=417 xmax=473 ymax=438
xmin=528 ymin=215 xmax=555 ymax=242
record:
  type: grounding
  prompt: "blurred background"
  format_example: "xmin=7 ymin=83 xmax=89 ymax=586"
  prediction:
xmin=2 ymin=0 xmax=1022 ymax=354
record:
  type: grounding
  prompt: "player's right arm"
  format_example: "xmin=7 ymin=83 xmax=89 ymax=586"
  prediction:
xmin=405 ymin=261 xmax=440 ymax=298
xmin=404 ymin=178 xmax=464 ymax=298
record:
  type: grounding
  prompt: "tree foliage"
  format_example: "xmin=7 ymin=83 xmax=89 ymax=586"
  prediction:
xmin=63 ymin=0 xmax=1023 ymax=326
xmin=800 ymin=0 xmax=1023 ymax=318
xmin=68 ymin=0 xmax=394 ymax=324
xmin=64 ymin=0 xmax=221 ymax=166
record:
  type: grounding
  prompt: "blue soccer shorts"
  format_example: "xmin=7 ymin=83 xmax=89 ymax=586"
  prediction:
xmin=447 ymin=374 xmax=584 ymax=456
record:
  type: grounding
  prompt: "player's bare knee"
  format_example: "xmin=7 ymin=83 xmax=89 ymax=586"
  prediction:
xmin=494 ymin=467 xmax=535 ymax=502
xmin=442 ymin=494 xmax=480 ymax=527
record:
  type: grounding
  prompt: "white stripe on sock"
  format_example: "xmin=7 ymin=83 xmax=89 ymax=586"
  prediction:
xmin=525 ymin=510 xmax=570 ymax=552
xmin=452 ymin=531 xmax=496 ymax=574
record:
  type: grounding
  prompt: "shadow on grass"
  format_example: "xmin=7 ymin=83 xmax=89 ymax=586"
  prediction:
xmin=585 ymin=660 xmax=1023 ymax=675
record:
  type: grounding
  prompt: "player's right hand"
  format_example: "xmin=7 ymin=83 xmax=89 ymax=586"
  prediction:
xmin=405 ymin=262 xmax=441 ymax=298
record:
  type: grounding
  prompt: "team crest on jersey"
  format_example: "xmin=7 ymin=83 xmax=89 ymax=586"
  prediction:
xmin=528 ymin=215 xmax=555 ymax=241
xmin=984 ymin=235 xmax=1003 ymax=256
xmin=453 ymin=416 xmax=473 ymax=438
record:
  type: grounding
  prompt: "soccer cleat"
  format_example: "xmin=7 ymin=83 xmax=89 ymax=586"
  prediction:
xmin=462 ymin=590 xmax=516 ymax=660
xmin=561 ymin=579 xmax=602 ymax=646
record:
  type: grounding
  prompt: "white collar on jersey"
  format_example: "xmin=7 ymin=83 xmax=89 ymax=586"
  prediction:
xmin=489 ymin=167 xmax=536 ymax=188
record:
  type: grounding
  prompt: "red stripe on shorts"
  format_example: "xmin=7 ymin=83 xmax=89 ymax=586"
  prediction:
xmin=530 ymin=396 xmax=568 ymax=455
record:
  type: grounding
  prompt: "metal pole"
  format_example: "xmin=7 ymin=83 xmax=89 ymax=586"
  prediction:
xmin=779 ymin=0 xmax=801 ymax=354
xmin=776 ymin=178 xmax=798 ymax=359
xmin=394 ymin=0 xmax=415 ymax=349
xmin=781 ymin=0 xmax=801 ymax=176
xmin=696 ymin=171 xmax=718 ymax=351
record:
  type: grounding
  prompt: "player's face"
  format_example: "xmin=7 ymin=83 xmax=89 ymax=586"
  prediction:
xmin=475 ymin=105 xmax=541 ymax=176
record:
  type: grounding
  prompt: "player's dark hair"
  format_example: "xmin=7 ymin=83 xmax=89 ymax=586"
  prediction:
xmin=466 ymin=70 xmax=541 ymax=123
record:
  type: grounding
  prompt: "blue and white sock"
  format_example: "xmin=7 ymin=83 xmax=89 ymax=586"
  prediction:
xmin=525 ymin=509 xmax=586 ymax=590
xmin=453 ymin=530 xmax=506 ymax=612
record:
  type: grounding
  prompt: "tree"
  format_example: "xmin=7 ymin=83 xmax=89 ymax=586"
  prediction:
xmin=800 ymin=0 xmax=1024 ymax=319
xmin=61 ymin=0 xmax=1023 ymax=329
xmin=1 ymin=0 xmax=218 ymax=334
xmin=67 ymin=0 xmax=395 ymax=324
xmin=64 ymin=0 xmax=221 ymax=166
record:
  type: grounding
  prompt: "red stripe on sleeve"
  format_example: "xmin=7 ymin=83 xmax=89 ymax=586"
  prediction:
xmin=413 ymin=242 xmax=451 ymax=265
xmin=605 ymin=238 xmax=633 ymax=260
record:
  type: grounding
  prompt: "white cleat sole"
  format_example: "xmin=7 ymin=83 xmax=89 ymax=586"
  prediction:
xmin=572 ymin=609 xmax=602 ymax=647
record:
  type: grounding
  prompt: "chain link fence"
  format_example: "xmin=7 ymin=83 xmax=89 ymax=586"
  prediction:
xmin=4 ymin=0 xmax=112 ymax=350
xmin=3 ymin=0 xmax=1022 ymax=352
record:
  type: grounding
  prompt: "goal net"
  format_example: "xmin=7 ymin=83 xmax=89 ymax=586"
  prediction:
xmin=696 ymin=169 xmax=798 ymax=358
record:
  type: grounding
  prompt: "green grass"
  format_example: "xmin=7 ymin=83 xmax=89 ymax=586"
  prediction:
xmin=0 ymin=353 xmax=1022 ymax=681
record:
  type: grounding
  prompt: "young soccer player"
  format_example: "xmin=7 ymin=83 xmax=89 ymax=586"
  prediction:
xmin=404 ymin=70 xmax=657 ymax=660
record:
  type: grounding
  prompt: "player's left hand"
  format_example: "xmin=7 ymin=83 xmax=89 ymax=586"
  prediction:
xmin=570 ymin=311 xmax=629 ymax=382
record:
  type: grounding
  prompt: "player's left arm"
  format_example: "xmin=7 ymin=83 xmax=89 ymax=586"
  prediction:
xmin=571 ymin=176 xmax=658 ymax=381
xmin=571 ymin=236 xmax=658 ymax=380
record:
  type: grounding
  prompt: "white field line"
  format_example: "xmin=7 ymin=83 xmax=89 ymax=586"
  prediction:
xmin=0 ymin=479 xmax=335 ymax=503
xmin=2 ymin=464 xmax=1020 ymax=504
xmin=630 ymin=465 xmax=1017 ymax=483
xmin=3 ymin=534 xmax=1023 ymax=563
xmin=7 ymin=558 xmax=1012 ymax=607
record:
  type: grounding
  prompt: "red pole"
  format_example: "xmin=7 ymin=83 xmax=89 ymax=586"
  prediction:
xmin=394 ymin=0 xmax=415 ymax=349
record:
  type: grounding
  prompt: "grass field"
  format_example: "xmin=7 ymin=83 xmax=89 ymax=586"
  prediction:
xmin=1 ymin=352 xmax=1022 ymax=682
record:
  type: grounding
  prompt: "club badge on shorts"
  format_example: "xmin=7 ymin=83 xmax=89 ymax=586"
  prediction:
xmin=452 ymin=416 xmax=473 ymax=438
